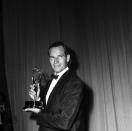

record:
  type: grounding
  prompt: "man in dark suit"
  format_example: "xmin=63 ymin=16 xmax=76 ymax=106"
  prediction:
xmin=28 ymin=41 xmax=88 ymax=131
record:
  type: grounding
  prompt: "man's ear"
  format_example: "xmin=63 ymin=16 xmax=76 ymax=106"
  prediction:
xmin=67 ymin=54 xmax=70 ymax=62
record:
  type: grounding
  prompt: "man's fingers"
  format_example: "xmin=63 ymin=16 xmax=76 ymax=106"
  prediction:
xmin=29 ymin=83 xmax=40 ymax=100
xmin=29 ymin=84 xmax=35 ymax=90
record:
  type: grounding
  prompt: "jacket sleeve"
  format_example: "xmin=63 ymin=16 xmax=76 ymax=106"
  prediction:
xmin=36 ymin=79 xmax=84 ymax=130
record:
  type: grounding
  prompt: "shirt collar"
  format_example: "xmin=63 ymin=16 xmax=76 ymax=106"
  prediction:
xmin=55 ymin=67 xmax=69 ymax=78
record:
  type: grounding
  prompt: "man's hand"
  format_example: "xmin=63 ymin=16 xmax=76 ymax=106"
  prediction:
xmin=29 ymin=83 xmax=40 ymax=101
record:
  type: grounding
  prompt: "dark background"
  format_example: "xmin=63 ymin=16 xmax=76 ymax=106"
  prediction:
xmin=1 ymin=0 xmax=132 ymax=131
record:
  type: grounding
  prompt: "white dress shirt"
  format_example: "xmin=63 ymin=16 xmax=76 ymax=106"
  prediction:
xmin=45 ymin=67 xmax=69 ymax=104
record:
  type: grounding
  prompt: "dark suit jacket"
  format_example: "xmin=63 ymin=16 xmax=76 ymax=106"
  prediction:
xmin=37 ymin=70 xmax=86 ymax=131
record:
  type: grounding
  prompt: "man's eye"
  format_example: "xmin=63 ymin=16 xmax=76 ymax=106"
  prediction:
xmin=49 ymin=57 xmax=54 ymax=61
xmin=58 ymin=56 xmax=63 ymax=59
xmin=58 ymin=55 xmax=65 ymax=60
xmin=49 ymin=55 xmax=64 ymax=61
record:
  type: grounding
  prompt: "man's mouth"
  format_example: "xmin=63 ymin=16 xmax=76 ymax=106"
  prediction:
xmin=54 ymin=65 xmax=60 ymax=68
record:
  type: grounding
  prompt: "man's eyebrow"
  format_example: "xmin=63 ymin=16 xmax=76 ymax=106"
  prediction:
xmin=50 ymin=54 xmax=64 ymax=57
xmin=49 ymin=56 xmax=54 ymax=57
xmin=58 ymin=54 xmax=64 ymax=56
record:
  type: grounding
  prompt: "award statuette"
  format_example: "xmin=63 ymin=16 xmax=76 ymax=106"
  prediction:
xmin=23 ymin=67 xmax=48 ymax=110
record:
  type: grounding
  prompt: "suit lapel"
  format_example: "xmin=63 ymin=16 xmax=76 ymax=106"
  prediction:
xmin=46 ymin=70 xmax=72 ymax=107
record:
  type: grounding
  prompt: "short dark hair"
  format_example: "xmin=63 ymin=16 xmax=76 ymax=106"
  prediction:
xmin=48 ymin=41 xmax=69 ymax=56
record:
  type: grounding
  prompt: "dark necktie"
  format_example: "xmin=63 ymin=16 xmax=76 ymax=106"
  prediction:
xmin=51 ymin=74 xmax=58 ymax=79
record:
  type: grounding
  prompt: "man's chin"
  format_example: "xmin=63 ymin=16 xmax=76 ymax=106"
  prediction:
xmin=55 ymin=70 xmax=61 ymax=73
xmin=54 ymin=69 xmax=61 ymax=73
xmin=53 ymin=67 xmax=66 ymax=73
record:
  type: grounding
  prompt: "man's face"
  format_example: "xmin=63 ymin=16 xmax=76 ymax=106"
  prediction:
xmin=49 ymin=46 xmax=70 ymax=73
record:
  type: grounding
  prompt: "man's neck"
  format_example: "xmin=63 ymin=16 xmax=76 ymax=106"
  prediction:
xmin=55 ymin=67 xmax=69 ymax=77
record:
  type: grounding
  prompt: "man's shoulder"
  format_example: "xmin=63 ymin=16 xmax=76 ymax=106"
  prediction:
xmin=64 ymin=71 xmax=83 ymax=85
xmin=61 ymin=70 xmax=77 ymax=80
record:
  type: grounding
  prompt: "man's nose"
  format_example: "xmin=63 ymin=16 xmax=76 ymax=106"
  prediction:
xmin=54 ymin=58 xmax=59 ymax=63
